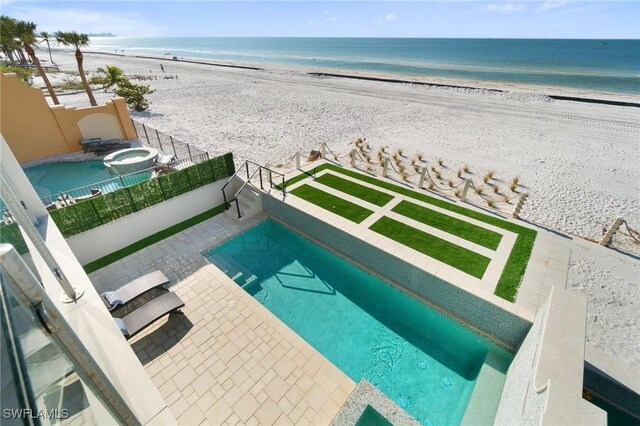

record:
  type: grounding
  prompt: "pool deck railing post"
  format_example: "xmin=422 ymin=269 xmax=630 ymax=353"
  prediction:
xmin=142 ymin=124 xmax=150 ymax=145
xmin=169 ymin=135 xmax=177 ymax=158
xmin=155 ymin=129 xmax=164 ymax=153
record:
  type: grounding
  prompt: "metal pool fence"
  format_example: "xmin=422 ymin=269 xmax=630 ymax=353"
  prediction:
xmin=131 ymin=119 xmax=206 ymax=161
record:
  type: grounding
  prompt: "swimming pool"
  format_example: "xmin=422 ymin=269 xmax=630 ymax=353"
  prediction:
xmin=206 ymin=219 xmax=513 ymax=425
xmin=24 ymin=161 xmax=150 ymax=199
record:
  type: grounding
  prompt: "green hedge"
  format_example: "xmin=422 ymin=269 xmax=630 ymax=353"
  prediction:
xmin=51 ymin=153 xmax=235 ymax=238
xmin=0 ymin=222 xmax=29 ymax=254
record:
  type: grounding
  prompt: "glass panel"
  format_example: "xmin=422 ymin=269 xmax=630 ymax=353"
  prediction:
xmin=0 ymin=274 xmax=99 ymax=425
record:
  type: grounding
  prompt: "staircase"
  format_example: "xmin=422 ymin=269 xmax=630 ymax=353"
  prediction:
xmin=225 ymin=184 xmax=263 ymax=221
xmin=222 ymin=160 xmax=284 ymax=221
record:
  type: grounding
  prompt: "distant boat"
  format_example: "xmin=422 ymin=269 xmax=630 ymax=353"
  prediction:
xmin=598 ymin=42 xmax=607 ymax=46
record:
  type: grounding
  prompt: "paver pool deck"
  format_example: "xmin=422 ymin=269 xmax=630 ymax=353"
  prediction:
xmin=90 ymin=213 xmax=355 ymax=425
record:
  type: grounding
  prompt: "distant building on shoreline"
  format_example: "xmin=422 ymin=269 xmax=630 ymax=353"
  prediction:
xmin=87 ymin=32 xmax=116 ymax=37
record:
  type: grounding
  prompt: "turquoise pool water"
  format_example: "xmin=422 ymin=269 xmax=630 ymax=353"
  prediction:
xmin=24 ymin=161 xmax=150 ymax=200
xmin=206 ymin=220 xmax=513 ymax=425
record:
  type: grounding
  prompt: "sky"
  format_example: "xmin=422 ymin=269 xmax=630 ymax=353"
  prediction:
xmin=1 ymin=1 xmax=639 ymax=39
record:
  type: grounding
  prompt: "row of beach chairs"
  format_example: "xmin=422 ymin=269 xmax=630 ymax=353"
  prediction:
xmin=101 ymin=270 xmax=185 ymax=339
xmin=126 ymin=74 xmax=179 ymax=81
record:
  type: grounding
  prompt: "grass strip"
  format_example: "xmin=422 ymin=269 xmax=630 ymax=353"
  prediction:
xmin=370 ymin=216 xmax=491 ymax=279
xmin=83 ymin=204 xmax=226 ymax=273
xmin=392 ymin=200 xmax=503 ymax=250
xmin=290 ymin=184 xmax=374 ymax=223
xmin=279 ymin=163 xmax=536 ymax=301
xmin=315 ymin=173 xmax=394 ymax=207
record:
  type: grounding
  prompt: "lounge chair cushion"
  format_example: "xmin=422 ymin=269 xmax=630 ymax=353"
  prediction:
xmin=102 ymin=291 xmax=123 ymax=309
xmin=113 ymin=318 xmax=129 ymax=337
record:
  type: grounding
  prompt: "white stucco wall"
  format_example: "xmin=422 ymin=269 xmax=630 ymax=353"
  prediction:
xmin=66 ymin=179 xmax=226 ymax=265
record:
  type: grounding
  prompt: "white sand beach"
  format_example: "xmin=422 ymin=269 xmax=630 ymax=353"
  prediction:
xmin=45 ymin=51 xmax=640 ymax=367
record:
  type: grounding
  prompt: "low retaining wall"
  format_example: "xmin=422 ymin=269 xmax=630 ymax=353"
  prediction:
xmin=67 ymin=180 xmax=225 ymax=265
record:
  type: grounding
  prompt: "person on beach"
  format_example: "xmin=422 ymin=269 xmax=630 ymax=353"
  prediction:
xmin=160 ymin=64 xmax=165 ymax=72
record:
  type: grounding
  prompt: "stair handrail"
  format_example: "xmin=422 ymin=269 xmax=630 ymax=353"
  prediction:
xmin=221 ymin=160 xmax=287 ymax=218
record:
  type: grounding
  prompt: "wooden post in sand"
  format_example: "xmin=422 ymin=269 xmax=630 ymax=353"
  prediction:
xmin=383 ymin=158 xmax=390 ymax=177
xmin=599 ymin=216 xmax=624 ymax=246
xmin=512 ymin=193 xmax=529 ymax=218
xmin=295 ymin=152 xmax=301 ymax=169
xmin=460 ymin=179 xmax=472 ymax=201
xmin=418 ymin=167 xmax=426 ymax=188
xmin=320 ymin=143 xmax=327 ymax=159
xmin=350 ymin=150 xmax=356 ymax=167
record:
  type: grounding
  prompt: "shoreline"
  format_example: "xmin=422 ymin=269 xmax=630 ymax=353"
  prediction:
xmin=81 ymin=50 xmax=640 ymax=104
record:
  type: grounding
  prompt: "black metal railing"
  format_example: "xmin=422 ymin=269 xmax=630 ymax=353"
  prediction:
xmin=221 ymin=160 xmax=286 ymax=218
xmin=131 ymin=119 xmax=205 ymax=161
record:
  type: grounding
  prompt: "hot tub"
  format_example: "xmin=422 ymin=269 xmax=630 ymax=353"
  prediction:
xmin=104 ymin=147 xmax=158 ymax=175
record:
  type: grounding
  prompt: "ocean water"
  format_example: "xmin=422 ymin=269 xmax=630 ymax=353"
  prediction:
xmin=206 ymin=219 xmax=513 ymax=425
xmin=89 ymin=37 xmax=640 ymax=93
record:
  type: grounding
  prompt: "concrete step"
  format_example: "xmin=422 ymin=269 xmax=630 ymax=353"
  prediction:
xmin=460 ymin=352 xmax=510 ymax=426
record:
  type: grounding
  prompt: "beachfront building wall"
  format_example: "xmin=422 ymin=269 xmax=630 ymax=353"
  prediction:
xmin=0 ymin=136 xmax=175 ymax=424
xmin=0 ymin=72 xmax=136 ymax=163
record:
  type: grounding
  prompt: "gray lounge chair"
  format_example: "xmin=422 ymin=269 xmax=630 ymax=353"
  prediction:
xmin=101 ymin=270 xmax=170 ymax=311
xmin=115 ymin=292 xmax=185 ymax=339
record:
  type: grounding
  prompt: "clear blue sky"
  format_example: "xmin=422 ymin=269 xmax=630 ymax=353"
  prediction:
xmin=2 ymin=1 xmax=639 ymax=39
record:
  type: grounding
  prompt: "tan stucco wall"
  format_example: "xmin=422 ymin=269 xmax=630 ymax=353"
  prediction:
xmin=0 ymin=72 xmax=137 ymax=163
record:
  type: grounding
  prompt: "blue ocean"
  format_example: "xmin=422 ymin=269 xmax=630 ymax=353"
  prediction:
xmin=89 ymin=37 xmax=640 ymax=94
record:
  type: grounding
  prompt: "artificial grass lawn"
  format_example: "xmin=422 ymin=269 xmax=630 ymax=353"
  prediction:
xmin=290 ymin=185 xmax=373 ymax=223
xmin=280 ymin=163 xmax=536 ymax=301
xmin=315 ymin=173 xmax=394 ymax=207
xmin=83 ymin=204 xmax=226 ymax=273
xmin=370 ymin=217 xmax=491 ymax=279
xmin=392 ymin=200 xmax=503 ymax=250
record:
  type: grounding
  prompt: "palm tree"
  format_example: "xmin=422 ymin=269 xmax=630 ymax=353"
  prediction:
xmin=96 ymin=64 xmax=125 ymax=91
xmin=15 ymin=20 xmax=60 ymax=104
xmin=55 ymin=31 xmax=96 ymax=106
xmin=0 ymin=16 xmax=20 ymax=64
xmin=39 ymin=31 xmax=55 ymax=64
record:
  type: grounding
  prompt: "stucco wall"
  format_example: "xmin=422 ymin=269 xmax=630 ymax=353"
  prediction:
xmin=0 ymin=72 xmax=136 ymax=163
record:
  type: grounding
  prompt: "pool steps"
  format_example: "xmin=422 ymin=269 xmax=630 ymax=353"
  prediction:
xmin=206 ymin=252 xmax=256 ymax=287
xmin=460 ymin=352 xmax=509 ymax=426
xmin=225 ymin=185 xmax=263 ymax=220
